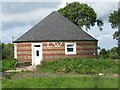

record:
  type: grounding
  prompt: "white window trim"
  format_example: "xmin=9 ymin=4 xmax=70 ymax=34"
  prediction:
xmin=65 ymin=42 xmax=76 ymax=55
xmin=14 ymin=43 xmax=17 ymax=59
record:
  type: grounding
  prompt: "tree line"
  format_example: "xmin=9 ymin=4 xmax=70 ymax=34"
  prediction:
xmin=99 ymin=47 xmax=120 ymax=59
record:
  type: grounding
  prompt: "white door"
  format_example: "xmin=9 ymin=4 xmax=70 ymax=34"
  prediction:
xmin=32 ymin=43 xmax=42 ymax=65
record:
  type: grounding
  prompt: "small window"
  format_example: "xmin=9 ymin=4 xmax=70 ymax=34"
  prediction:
xmin=67 ymin=44 xmax=74 ymax=52
xmin=36 ymin=50 xmax=39 ymax=56
xmin=65 ymin=43 xmax=76 ymax=55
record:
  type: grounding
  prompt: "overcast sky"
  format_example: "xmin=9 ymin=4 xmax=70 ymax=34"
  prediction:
xmin=0 ymin=0 xmax=119 ymax=50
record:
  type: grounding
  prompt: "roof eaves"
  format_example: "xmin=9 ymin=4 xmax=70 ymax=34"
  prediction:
xmin=13 ymin=39 xmax=98 ymax=43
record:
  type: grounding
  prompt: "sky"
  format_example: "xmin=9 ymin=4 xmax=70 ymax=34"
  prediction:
xmin=0 ymin=0 xmax=119 ymax=50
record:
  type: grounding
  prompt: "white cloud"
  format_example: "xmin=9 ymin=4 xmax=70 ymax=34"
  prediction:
xmin=2 ymin=25 xmax=32 ymax=43
xmin=88 ymin=2 xmax=118 ymax=19
xmin=97 ymin=34 xmax=117 ymax=49
xmin=2 ymin=8 xmax=56 ymax=24
xmin=0 ymin=30 xmax=2 ymax=42
xmin=1 ymin=1 xmax=118 ymax=25
xmin=2 ymin=0 xmax=119 ymax=2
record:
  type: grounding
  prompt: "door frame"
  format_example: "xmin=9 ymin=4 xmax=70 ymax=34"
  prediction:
xmin=32 ymin=43 xmax=43 ymax=65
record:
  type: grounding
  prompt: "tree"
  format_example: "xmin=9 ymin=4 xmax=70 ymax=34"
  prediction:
xmin=99 ymin=47 xmax=120 ymax=59
xmin=58 ymin=2 xmax=103 ymax=30
xmin=0 ymin=42 xmax=2 ymax=60
xmin=109 ymin=8 xmax=120 ymax=45
xmin=99 ymin=48 xmax=108 ymax=59
xmin=108 ymin=47 xmax=120 ymax=59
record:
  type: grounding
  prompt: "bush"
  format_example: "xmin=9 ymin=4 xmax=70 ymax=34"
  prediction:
xmin=37 ymin=58 xmax=118 ymax=74
xmin=2 ymin=43 xmax=14 ymax=60
xmin=2 ymin=59 xmax=18 ymax=71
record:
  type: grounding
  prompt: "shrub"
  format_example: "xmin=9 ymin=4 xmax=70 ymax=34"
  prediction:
xmin=2 ymin=59 xmax=18 ymax=71
xmin=2 ymin=43 xmax=14 ymax=60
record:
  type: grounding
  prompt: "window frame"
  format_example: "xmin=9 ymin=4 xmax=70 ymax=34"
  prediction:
xmin=65 ymin=42 xmax=76 ymax=55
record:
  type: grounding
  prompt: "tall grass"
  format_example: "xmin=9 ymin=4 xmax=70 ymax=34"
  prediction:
xmin=2 ymin=75 xmax=118 ymax=88
xmin=37 ymin=58 xmax=118 ymax=74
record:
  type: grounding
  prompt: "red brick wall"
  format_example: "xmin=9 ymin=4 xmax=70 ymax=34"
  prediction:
xmin=16 ymin=41 xmax=97 ymax=62
xmin=42 ymin=41 xmax=97 ymax=60
xmin=17 ymin=43 xmax=32 ymax=62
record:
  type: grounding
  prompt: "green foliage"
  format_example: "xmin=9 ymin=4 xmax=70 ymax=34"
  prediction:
xmin=0 ymin=43 xmax=2 ymax=60
xmin=99 ymin=47 xmax=120 ymax=59
xmin=0 ymin=60 xmax=2 ymax=72
xmin=109 ymin=8 xmax=120 ymax=43
xmin=109 ymin=8 xmax=120 ymax=29
xmin=117 ymin=46 xmax=120 ymax=56
xmin=99 ymin=48 xmax=108 ymax=59
xmin=58 ymin=2 xmax=103 ymax=30
xmin=2 ymin=43 xmax=14 ymax=60
xmin=113 ymin=31 xmax=120 ymax=40
xmin=2 ymin=59 xmax=18 ymax=71
xmin=108 ymin=47 xmax=120 ymax=59
xmin=2 ymin=75 xmax=118 ymax=88
xmin=37 ymin=58 xmax=118 ymax=74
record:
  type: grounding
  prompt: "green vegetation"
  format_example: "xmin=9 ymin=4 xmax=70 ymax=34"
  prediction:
xmin=2 ymin=75 xmax=118 ymax=88
xmin=0 ymin=60 xmax=2 ymax=72
xmin=2 ymin=43 xmax=14 ymax=60
xmin=2 ymin=59 xmax=18 ymax=71
xmin=1 ymin=43 xmax=16 ymax=71
xmin=109 ymin=8 xmax=120 ymax=41
xmin=58 ymin=2 xmax=103 ymax=30
xmin=99 ymin=47 xmax=120 ymax=59
xmin=37 ymin=58 xmax=118 ymax=74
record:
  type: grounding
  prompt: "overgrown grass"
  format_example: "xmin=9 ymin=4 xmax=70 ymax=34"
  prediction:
xmin=2 ymin=59 xmax=18 ymax=71
xmin=2 ymin=75 xmax=118 ymax=88
xmin=37 ymin=58 xmax=118 ymax=74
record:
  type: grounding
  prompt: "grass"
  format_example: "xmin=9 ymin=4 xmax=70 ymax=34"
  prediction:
xmin=2 ymin=75 xmax=118 ymax=88
xmin=2 ymin=58 xmax=119 ymax=88
xmin=36 ymin=58 xmax=118 ymax=74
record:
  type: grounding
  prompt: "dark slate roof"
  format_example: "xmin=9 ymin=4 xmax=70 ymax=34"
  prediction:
xmin=14 ymin=11 xmax=97 ymax=43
